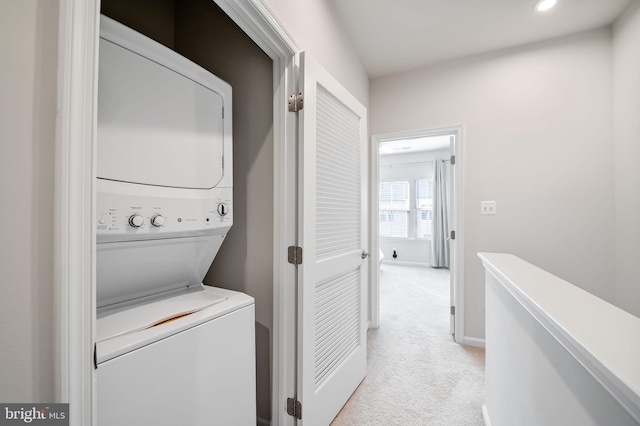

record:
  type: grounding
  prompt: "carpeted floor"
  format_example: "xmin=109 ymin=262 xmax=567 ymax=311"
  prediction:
xmin=331 ymin=263 xmax=485 ymax=426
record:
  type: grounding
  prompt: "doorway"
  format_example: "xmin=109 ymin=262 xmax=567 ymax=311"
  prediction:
xmin=369 ymin=127 xmax=464 ymax=343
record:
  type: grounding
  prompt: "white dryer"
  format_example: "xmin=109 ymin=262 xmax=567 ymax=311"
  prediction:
xmin=95 ymin=15 xmax=255 ymax=425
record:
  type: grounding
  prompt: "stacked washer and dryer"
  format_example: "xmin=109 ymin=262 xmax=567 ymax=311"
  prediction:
xmin=95 ymin=16 xmax=256 ymax=425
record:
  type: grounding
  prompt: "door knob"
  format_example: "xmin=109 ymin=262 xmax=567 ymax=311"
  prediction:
xmin=361 ymin=250 xmax=370 ymax=259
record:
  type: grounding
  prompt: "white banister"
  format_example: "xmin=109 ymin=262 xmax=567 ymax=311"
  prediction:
xmin=479 ymin=253 xmax=640 ymax=426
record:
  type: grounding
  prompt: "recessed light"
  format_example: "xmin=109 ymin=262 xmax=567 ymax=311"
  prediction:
xmin=535 ymin=0 xmax=557 ymax=12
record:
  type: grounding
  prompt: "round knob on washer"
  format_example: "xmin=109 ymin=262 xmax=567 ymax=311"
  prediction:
xmin=128 ymin=214 xmax=145 ymax=228
xmin=217 ymin=203 xmax=229 ymax=216
xmin=151 ymin=215 xmax=165 ymax=227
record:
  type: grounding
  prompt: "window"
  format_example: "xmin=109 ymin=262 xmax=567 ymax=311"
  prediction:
xmin=379 ymin=181 xmax=409 ymax=238
xmin=415 ymin=179 xmax=433 ymax=239
xmin=379 ymin=178 xmax=433 ymax=239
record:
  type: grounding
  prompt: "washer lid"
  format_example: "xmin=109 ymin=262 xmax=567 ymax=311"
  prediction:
xmin=97 ymin=289 xmax=228 ymax=343
xmin=97 ymin=36 xmax=225 ymax=189
xmin=96 ymin=286 xmax=254 ymax=364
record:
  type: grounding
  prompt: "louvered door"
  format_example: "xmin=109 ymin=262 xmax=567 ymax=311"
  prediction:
xmin=297 ymin=52 xmax=368 ymax=426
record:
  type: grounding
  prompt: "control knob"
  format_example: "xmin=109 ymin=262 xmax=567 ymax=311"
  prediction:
xmin=151 ymin=215 xmax=165 ymax=227
xmin=217 ymin=203 xmax=229 ymax=216
xmin=128 ymin=214 xmax=145 ymax=228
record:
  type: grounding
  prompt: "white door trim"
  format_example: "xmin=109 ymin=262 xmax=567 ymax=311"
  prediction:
xmin=368 ymin=134 xmax=381 ymax=329
xmin=369 ymin=126 xmax=465 ymax=344
xmin=55 ymin=1 xmax=99 ymax=424
xmin=56 ymin=1 xmax=299 ymax=425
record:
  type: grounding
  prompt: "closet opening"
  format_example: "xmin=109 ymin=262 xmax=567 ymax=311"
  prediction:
xmin=100 ymin=0 xmax=275 ymax=422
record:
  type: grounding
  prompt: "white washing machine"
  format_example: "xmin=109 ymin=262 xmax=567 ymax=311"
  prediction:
xmin=96 ymin=287 xmax=255 ymax=426
xmin=95 ymin=15 xmax=255 ymax=425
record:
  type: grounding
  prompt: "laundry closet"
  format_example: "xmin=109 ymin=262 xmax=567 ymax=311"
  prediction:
xmin=100 ymin=0 xmax=275 ymax=421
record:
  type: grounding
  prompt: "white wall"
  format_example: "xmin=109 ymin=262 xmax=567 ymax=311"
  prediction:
xmin=371 ymin=29 xmax=615 ymax=340
xmin=263 ymin=0 xmax=369 ymax=106
xmin=613 ymin=1 xmax=640 ymax=318
xmin=379 ymin=148 xmax=449 ymax=265
xmin=0 ymin=0 xmax=58 ymax=402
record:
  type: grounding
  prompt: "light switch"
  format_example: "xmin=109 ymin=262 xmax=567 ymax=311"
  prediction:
xmin=481 ymin=201 xmax=496 ymax=215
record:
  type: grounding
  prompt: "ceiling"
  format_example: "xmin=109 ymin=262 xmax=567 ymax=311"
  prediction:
xmin=331 ymin=0 xmax=634 ymax=78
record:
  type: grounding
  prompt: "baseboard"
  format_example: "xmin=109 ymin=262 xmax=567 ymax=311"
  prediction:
xmin=257 ymin=416 xmax=271 ymax=426
xmin=463 ymin=336 xmax=486 ymax=348
xmin=381 ymin=260 xmax=431 ymax=267
xmin=367 ymin=320 xmax=380 ymax=330
xmin=482 ymin=404 xmax=492 ymax=426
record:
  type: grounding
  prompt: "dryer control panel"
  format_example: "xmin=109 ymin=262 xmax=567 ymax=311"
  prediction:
xmin=96 ymin=179 xmax=232 ymax=243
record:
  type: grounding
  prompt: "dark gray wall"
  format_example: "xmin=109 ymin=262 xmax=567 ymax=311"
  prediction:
xmin=101 ymin=0 xmax=176 ymax=49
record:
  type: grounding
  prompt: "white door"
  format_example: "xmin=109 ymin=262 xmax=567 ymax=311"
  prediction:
xmin=297 ymin=52 xmax=368 ymax=426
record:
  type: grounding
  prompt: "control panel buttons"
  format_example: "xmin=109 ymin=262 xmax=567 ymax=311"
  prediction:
xmin=217 ymin=203 xmax=229 ymax=216
xmin=128 ymin=214 xmax=145 ymax=228
xmin=151 ymin=215 xmax=165 ymax=227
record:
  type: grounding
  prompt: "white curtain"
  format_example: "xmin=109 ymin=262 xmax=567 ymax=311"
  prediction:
xmin=430 ymin=159 xmax=450 ymax=268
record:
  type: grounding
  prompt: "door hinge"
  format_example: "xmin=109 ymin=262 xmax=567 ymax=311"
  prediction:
xmin=450 ymin=154 xmax=456 ymax=165
xmin=450 ymin=230 xmax=456 ymax=240
xmin=450 ymin=306 xmax=456 ymax=335
xmin=288 ymin=92 xmax=304 ymax=112
xmin=287 ymin=398 xmax=302 ymax=420
xmin=288 ymin=246 xmax=303 ymax=265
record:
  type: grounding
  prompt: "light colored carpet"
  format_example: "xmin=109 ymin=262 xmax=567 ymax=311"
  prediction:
xmin=331 ymin=264 xmax=485 ymax=426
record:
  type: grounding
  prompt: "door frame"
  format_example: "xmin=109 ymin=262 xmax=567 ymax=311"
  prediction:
xmin=55 ymin=1 xmax=299 ymax=425
xmin=369 ymin=126 xmax=465 ymax=344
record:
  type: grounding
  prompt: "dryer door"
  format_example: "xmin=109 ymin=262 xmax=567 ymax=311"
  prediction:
xmin=97 ymin=37 xmax=225 ymax=189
